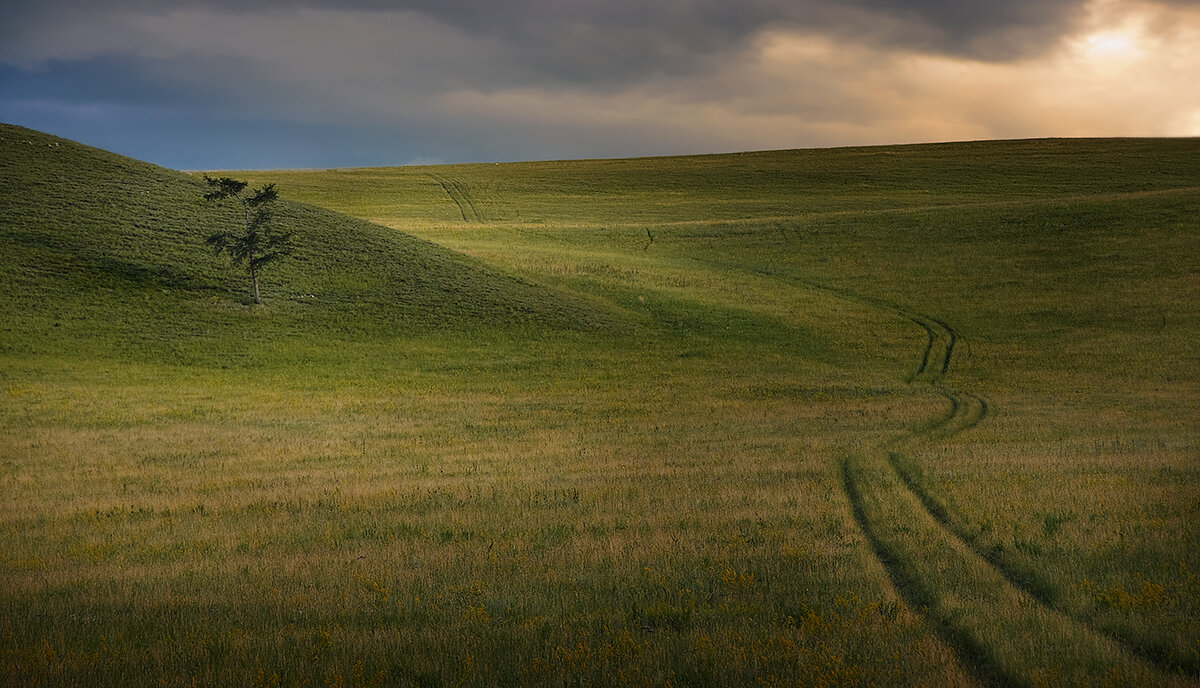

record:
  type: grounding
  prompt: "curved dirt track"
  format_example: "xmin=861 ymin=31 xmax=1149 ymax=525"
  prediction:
xmin=779 ymin=273 xmax=1186 ymax=687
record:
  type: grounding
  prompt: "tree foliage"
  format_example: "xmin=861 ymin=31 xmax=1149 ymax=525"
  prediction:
xmin=203 ymin=175 xmax=294 ymax=304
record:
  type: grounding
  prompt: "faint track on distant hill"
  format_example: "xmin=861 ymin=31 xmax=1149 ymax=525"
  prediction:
xmin=743 ymin=266 xmax=1186 ymax=685
xmin=429 ymin=173 xmax=483 ymax=223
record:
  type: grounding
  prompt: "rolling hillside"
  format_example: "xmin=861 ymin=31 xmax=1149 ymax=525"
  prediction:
xmin=2 ymin=126 xmax=1197 ymax=687
xmin=246 ymin=138 xmax=1200 ymax=682
xmin=0 ymin=124 xmax=614 ymax=367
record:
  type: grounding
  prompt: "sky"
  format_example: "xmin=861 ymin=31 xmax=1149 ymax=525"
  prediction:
xmin=2 ymin=0 xmax=1198 ymax=169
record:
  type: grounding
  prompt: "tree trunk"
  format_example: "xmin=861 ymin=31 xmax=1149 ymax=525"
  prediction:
xmin=251 ymin=262 xmax=261 ymax=305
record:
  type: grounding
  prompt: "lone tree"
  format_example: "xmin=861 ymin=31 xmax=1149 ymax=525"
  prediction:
xmin=203 ymin=175 xmax=294 ymax=304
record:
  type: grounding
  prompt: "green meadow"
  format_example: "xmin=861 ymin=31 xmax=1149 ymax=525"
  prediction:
xmin=2 ymin=123 xmax=1197 ymax=686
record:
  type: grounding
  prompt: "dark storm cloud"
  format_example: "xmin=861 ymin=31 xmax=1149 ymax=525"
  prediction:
xmin=3 ymin=0 xmax=1197 ymax=168
xmin=3 ymin=0 xmax=1097 ymax=78
xmin=397 ymin=0 xmax=1094 ymax=66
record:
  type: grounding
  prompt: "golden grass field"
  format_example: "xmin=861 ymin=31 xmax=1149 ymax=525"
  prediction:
xmin=2 ymin=126 xmax=1197 ymax=686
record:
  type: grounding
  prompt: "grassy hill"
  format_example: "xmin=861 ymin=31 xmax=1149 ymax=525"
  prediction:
xmin=243 ymin=139 xmax=1200 ymax=682
xmin=2 ymin=126 xmax=1198 ymax=687
xmin=245 ymin=138 xmax=1200 ymax=226
xmin=0 ymin=124 xmax=614 ymax=367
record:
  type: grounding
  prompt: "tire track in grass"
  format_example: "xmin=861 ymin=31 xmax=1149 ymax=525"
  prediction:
xmin=889 ymin=403 xmax=1196 ymax=675
xmin=839 ymin=456 xmax=1010 ymax=688
xmin=833 ymin=291 xmax=1184 ymax=687
xmin=451 ymin=178 xmax=484 ymax=222
xmin=428 ymin=173 xmax=483 ymax=223
xmin=884 ymin=314 xmax=1195 ymax=677
xmin=738 ymin=266 xmax=1183 ymax=685
xmin=429 ymin=173 xmax=468 ymax=222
